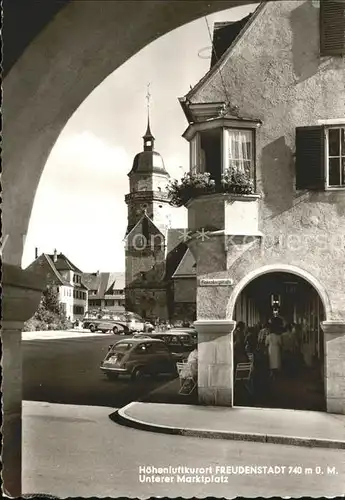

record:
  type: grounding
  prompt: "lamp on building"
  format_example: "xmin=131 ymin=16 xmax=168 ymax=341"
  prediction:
xmin=271 ymin=293 xmax=281 ymax=317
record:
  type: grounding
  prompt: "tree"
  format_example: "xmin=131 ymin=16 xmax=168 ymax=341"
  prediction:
xmin=23 ymin=285 xmax=69 ymax=331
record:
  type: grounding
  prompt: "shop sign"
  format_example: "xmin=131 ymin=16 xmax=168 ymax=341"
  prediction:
xmin=199 ymin=278 xmax=233 ymax=286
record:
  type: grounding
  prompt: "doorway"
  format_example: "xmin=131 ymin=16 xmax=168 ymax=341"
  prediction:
xmin=233 ymin=272 xmax=325 ymax=411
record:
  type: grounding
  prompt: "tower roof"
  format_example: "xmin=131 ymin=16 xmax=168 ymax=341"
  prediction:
xmin=128 ymin=117 xmax=169 ymax=176
xmin=143 ymin=116 xmax=155 ymax=142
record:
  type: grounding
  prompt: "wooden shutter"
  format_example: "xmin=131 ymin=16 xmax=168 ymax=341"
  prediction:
xmin=295 ymin=126 xmax=325 ymax=190
xmin=320 ymin=0 xmax=345 ymax=56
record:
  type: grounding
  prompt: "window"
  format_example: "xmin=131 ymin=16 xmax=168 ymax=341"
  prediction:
xmin=320 ymin=0 xmax=345 ymax=56
xmin=296 ymin=125 xmax=345 ymax=189
xmin=327 ymin=127 xmax=345 ymax=186
xmin=135 ymin=343 xmax=152 ymax=353
xmin=200 ymin=128 xmax=222 ymax=183
xmin=151 ymin=343 xmax=169 ymax=354
xmin=73 ymin=305 xmax=84 ymax=315
xmin=225 ymin=128 xmax=254 ymax=179
xmin=189 ymin=127 xmax=255 ymax=185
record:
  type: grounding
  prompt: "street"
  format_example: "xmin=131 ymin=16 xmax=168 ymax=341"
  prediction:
xmin=23 ymin=333 xmax=184 ymax=407
xmin=22 ymin=333 xmax=345 ymax=497
xmin=23 ymin=401 xmax=345 ymax=498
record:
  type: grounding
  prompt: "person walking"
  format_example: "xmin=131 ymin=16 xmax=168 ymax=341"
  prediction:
xmin=265 ymin=316 xmax=283 ymax=380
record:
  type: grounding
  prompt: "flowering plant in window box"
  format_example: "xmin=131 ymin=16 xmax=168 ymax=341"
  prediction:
xmin=221 ymin=165 xmax=255 ymax=195
xmin=167 ymin=172 xmax=216 ymax=207
xmin=167 ymin=166 xmax=255 ymax=207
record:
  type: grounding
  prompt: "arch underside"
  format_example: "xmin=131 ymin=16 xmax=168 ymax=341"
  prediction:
xmin=228 ymin=264 xmax=331 ymax=321
xmin=3 ymin=0 xmax=257 ymax=267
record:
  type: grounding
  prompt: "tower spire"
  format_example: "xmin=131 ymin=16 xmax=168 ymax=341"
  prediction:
xmin=143 ymin=83 xmax=155 ymax=151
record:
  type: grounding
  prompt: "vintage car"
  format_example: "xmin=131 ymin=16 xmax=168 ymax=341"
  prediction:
xmin=100 ymin=338 xmax=187 ymax=381
xmin=83 ymin=311 xmax=148 ymax=334
xmin=147 ymin=330 xmax=196 ymax=353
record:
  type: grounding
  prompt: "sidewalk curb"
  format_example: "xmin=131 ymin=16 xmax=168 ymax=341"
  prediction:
xmin=111 ymin=404 xmax=345 ymax=450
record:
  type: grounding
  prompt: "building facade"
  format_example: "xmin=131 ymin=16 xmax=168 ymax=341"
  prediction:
xmin=81 ymin=272 xmax=126 ymax=313
xmin=179 ymin=0 xmax=345 ymax=413
xmin=26 ymin=250 xmax=89 ymax=321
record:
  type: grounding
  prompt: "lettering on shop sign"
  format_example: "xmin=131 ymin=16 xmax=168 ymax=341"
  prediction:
xmin=199 ymin=278 xmax=234 ymax=287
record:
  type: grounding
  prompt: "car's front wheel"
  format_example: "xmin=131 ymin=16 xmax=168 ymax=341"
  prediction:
xmin=112 ymin=325 xmax=119 ymax=334
xmin=89 ymin=324 xmax=96 ymax=333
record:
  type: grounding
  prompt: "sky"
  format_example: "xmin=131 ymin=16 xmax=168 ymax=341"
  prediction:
xmin=22 ymin=3 xmax=258 ymax=272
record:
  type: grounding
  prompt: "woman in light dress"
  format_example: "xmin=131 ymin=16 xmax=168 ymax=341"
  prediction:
xmin=265 ymin=317 xmax=283 ymax=380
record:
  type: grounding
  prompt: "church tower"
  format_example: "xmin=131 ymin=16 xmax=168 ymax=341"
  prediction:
xmin=124 ymin=89 xmax=171 ymax=319
xmin=125 ymin=117 xmax=171 ymax=236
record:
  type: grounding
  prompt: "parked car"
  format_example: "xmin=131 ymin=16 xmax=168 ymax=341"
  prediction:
xmin=100 ymin=338 xmax=187 ymax=381
xmin=83 ymin=311 xmax=146 ymax=334
xmin=132 ymin=333 xmax=153 ymax=339
xmin=174 ymin=327 xmax=197 ymax=341
xmin=147 ymin=330 xmax=196 ymax=353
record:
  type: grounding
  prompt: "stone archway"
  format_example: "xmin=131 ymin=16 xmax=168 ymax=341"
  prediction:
xmin=231 ymin=268 xmax=327 ymax=412
xmin=227 ymin=264 xmax=331 ymax=321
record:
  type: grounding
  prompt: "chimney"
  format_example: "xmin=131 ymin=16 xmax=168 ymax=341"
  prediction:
xmin=53 ymin=249 xmax=58 ymax=262
xmin=35 ymin=247 xmax=38 ymax=259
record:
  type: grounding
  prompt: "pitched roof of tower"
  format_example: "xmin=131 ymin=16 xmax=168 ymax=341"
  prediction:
xmin=143 ymin=116 xmax=155 ymax=141
xmin=128 ymin=117 xmax=168 ymax=176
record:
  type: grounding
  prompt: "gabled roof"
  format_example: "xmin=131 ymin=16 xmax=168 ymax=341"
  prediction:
xmin=44 ymin=254 xmax=71 ymax=285
xmin=47 ymin=253 xmax=83 ymax=273
xmin=26 ymin=253 xmax=72 ymax=286
xmin=125 ymin=211 xmax=164 ymax=240
xmin=166 ymin=228 xmax=185 ymax=254
xmin=164 ymin=241 xmax=189 ymax=281
xmin=172 ymin=248 xmax=196 ymax=278
xmin=81 ymin=272 xmax=125 ymax=299
xmin=183 ymin=2 xmax=267 ymax=103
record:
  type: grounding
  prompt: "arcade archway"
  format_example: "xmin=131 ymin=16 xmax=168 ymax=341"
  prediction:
xmin=233 ymin=271 xmax=326 ymax=411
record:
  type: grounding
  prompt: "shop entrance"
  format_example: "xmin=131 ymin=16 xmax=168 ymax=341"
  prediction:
xmin=233 ymin=272 xmax=325 ymax=411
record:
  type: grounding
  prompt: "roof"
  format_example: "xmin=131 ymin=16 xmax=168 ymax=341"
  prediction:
xmin=81 ymin=272 xmax=125 ymax=299
xmin=164 ymin=241 xmax=189 ymax=281
xmin=125 ymin=211 xmax=165 ymax=239
xmin=43 ymin=254 xmax=70 ymax=286
xmin=172 ymin=248 xmax=196 ymax=278
xmin=47 ymin=253 xmax=83 ymax=273
xmin=112 ymin=338 xmax=165 ymax=345
xmin=184 ymin=2 xmax=267 ymax=102
xmin=26 ymin=253 xmax=81 ymax=287
xmin=166 ymin=228 xmax=185 ymax=254
xmin=129 ymin=150 xmax=169 ymax=176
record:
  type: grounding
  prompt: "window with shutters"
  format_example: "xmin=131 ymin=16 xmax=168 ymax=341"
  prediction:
xmin=320 ymin=0 xmax=345 ymax=56
xmin=296 ymin=125 xmax=345 ymax=190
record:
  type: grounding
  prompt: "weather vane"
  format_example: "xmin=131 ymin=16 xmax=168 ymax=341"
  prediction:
xmin=146 ymin=83 xmax=151 ymax=113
